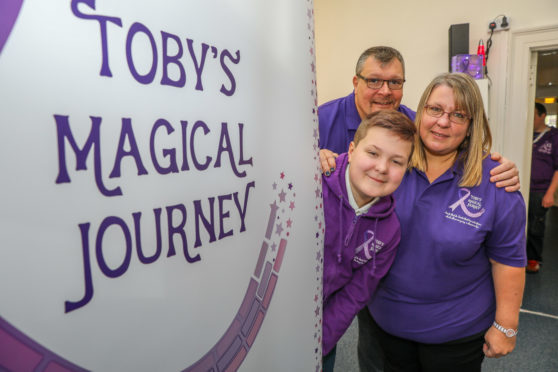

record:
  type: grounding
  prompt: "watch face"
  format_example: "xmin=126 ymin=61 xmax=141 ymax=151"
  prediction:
xmin=505 ymin=329 xmax=516 ymax=337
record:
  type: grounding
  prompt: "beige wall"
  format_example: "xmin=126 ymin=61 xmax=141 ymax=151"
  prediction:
xmin=315 ymin=0 xmax=558 ymax=109
xmin=315 ymin=0 xmax=558 ymax=196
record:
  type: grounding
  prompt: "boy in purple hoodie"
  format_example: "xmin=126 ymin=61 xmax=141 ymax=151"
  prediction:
xmin=321 ymin=110 xmax=415 ymax=371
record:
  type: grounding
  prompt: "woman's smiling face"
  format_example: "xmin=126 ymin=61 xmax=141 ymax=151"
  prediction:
xmin=419 ymin=85 xmax=470 ymax=157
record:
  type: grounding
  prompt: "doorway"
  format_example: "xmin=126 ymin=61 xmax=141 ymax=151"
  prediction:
xmin=485 ymin=25 xmax=558 ymax=372
xmin=502 ymin=25 xmax=558 ymax=202
xmin=535 ymin=49 xmax=558 ymax=127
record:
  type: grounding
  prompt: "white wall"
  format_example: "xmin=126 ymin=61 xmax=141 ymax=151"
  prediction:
xmin=315 ymin=0 xmax=558 ymax=195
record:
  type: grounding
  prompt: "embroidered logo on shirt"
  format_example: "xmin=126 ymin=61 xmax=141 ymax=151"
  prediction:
xmin=353 ymin=230 xmax=384 ymax=265
xmin=449 ymin=188 xmax=486 ymax=217
xmin=445 ymin=188 xmax=485 ymax=229
xmin=538 ymin=142 xmax=553 ymax=155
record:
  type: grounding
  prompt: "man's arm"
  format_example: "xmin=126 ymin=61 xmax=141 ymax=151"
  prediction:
xmin=320 ymin=149 xmax=339 ymax=176
xmin=489 ymin=152 xmax=520 ymax=192
xmin=542 ymin=170 xmax=558 ymax=208
xmin=320 ymin=150 xmax=522 ymax=190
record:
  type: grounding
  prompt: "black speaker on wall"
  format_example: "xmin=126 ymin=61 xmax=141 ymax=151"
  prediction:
xmin=448 ymin=23 xmax=469 ymax=71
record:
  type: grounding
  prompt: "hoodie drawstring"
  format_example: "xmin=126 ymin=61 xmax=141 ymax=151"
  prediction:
xmin=371 ymin=218 xmax=378 ymax=272
xmin=337 ymin=195 xmax=343 ymax=263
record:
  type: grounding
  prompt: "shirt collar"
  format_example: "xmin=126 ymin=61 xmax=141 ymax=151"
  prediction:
xmin=348 ymin=91 xmax=412 ymax=130
xmin=345 ymin=164 xmax=378 ymax=215
xmin=413 ymin=154 xmax=465 ymax=183
xmin=347 ymin=91 xmax=362 ymax=130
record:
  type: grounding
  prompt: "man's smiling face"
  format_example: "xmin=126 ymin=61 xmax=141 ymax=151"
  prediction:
xmin=353 ymin=57 xmax=404 ymax=119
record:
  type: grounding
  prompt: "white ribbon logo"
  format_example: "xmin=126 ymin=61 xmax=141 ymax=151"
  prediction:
xmin=449 ymin=188 xmax=485 ymax=218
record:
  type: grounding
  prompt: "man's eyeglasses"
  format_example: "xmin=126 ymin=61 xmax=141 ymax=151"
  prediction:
xmin=357 ymin=74 xmax=405 ymax=90
xmin=424 ymin=105 xmax=470 ymax=125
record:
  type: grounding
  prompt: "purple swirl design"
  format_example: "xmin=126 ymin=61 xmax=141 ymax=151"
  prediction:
xmin=0 ymin=317 xmax=88 ymax=372
xmin=0 ymin=173 xmax=295 ymax=372
xmin=0 ymin=0 xmax=24 ymax=55
xmin=183 ymin=174 xmax=295 ymax=372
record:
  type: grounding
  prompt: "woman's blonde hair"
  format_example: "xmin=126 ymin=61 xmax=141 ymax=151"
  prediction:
xmin=410 ymin=73 xmax=492 ymax=187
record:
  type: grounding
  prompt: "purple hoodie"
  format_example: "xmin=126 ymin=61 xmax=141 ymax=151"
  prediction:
xmin=322 ymin=153 xmax=400 ymax=355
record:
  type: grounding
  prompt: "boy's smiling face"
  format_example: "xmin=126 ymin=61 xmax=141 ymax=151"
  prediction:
xmin=348 ymin=126 xmax=412 ymax=207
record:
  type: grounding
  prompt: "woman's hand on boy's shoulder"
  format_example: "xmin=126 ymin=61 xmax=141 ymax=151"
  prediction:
xmin=489 ymin=152 xmax=520 ymax=192
xmin=320 ymin=149 xmax=339 ymax=176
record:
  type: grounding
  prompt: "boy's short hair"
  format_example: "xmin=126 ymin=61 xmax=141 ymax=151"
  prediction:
xmin=353 ymin=110 xmax=416 ymax=160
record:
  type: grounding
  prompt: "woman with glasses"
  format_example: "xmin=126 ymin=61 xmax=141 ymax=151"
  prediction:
xmin=361 ymin=72 xmax=526 ymax=371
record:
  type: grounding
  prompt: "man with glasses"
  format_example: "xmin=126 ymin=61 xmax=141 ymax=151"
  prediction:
xmin=319 ymin=46 xmax=415 ymax=176
xmin=318 ymin=46 xmax=413 ymax=372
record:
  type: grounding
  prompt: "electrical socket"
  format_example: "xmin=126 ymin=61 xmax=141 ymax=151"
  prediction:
xmin=488 ymin=17 xmax=510 ymax=32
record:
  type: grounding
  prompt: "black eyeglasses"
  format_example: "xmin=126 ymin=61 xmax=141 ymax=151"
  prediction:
xmin=357 ymin=74 xmax=405 ymax=90
xmin=424 ymin=105 xmax=470 ymax=125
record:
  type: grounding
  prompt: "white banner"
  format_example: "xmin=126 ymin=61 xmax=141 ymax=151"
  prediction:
xmin=0 ymin=1 xmax=323 ymax=371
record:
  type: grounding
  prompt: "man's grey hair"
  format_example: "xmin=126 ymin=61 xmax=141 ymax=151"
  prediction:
xmin=355 ymin=46 xmax=405 ymax=76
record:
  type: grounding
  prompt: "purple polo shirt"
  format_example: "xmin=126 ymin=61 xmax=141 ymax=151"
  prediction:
xmin=530 ymin=127 xmax=558 ymax=192
xmin=318 ymin=91 xmax=416 ymax=154
xmin=369 ymin=156 xmax=526 ymax=344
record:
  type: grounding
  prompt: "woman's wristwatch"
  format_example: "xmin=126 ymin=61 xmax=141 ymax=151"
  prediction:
xmin=493 ymin=321 xmax=518 ymax=337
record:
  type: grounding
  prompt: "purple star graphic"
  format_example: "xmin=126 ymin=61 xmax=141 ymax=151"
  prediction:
xmin=272 ymin=182 xmax=277 ymax=190
xmin=314 ymin=294 xmax=319 ymax=302
xmin=276 ymin=223 xmax=284 ymax=236
xmin=313 ymin=129 xmax=318 ymax=138
xmin=278 ymin=190 xmax=286 ymax=202
xmin=316 ymin=251 xmax=322 ymax=260
xmin=314 ymin=306 xmax=320 ymax=316
xmin=315 ymin=187 xmax=321 ymax=198
xmin=289 ymin=201 xmax=295 ymax=210
xmin=316 ymin=264 xmax=320 ymax=272
xmin=271 ymin=242 xmax=277 ymax=252
xmin=288 ymin=183 xmax=293 ymax=190
xmin=286 ymin=218 xmax=292 ymax=228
